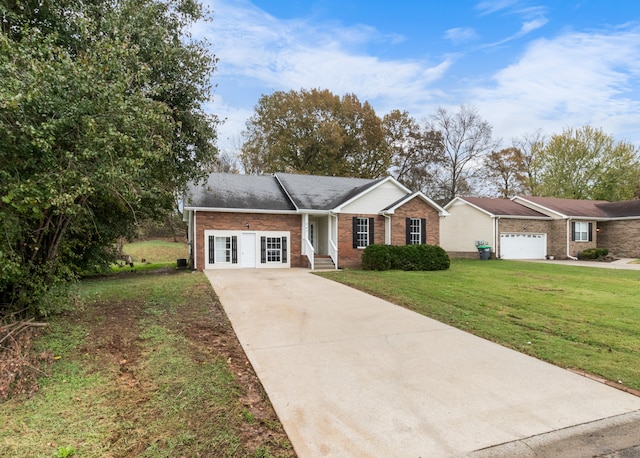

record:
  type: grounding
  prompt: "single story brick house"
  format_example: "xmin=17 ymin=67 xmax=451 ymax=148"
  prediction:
xmin=184 ymin=172 xmax=448 ymax=270
xmin=440 ymin=195 xmax=640 ymax=260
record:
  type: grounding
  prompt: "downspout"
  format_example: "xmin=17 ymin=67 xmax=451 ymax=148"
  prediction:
xmin=566 ymin=218 xmax=578 ymax=260
xmin=193 ymin=210 xmax=198 ymax=270
xmin=494 ymin=216 xmax=500 ymax=259
xmin=383 ymin=213 xmax=391 ymax=245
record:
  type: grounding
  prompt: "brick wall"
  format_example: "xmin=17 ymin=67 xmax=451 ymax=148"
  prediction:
xmin=337 ymin=214 xmax=385 ymax=268
xmin=497 ymin=218 xmax=597 ymax=259
xmin=598 ymin=220 xmax=640 ymax=258
xmin=390 ymin=197 xmax=441 ymax=246
xmin=496 ymin=219 xmax=566 ymax=258
xmin=194 ymin=211 xmax=303 ymax=270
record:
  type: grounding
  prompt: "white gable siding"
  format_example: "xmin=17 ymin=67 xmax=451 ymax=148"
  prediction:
xmin=340 ymin=181 xmax=407 ymax=214
xmin=440 ymin=200 xmax=493 ymax=252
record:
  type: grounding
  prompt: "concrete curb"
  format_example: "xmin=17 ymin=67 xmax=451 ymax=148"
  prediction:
xmin=469 ymin=410 xmax=640 ymax=457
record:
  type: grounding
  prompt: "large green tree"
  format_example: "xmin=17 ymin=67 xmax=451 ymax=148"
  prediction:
xmin=239 ymin=88 xmax=390 ymax=178
xmin=0 ymin=0 xmax=218 ymax=316
xmin=536 ymin=126 xmax=640 ymax=200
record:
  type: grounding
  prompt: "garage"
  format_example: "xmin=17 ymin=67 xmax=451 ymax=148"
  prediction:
xmin=500 ymin=233 xmax=546 ymax=259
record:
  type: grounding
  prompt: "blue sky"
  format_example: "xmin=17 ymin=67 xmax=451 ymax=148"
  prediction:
xmin=196 ymin=0 xmax=640 ymax=155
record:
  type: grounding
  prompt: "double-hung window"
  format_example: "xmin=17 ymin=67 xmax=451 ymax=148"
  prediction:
xmin=260 ymin=235 xmax=288 ymax=264
xmin=405 ymin=217 xmax=427 ymax=245
xmin=352 ymin=217 xmax=374 ymax=248
xmin=266 ymin=237 xmax=282 ymax=262
xmin=572 ymin=222 xmax=591 ymax=242
xmin=409 ymin=218 xmax=421 ymax=244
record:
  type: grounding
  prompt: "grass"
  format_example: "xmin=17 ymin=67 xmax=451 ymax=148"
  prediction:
xmin=319 ymin=259 xmax=640 ymax=391
xmin=0 ymin=270 xmax=293 ymax=457
xmin=107 ymin=240 xmax=188 ymax=273
xmin=121 ymin=240 xmax=188 ymax=264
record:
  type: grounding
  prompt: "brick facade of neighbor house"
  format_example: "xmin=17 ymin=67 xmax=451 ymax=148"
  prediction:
xmin=337 ymin=214 xmax=386 ymax=268
xmin=194 ymin=211 xmax=304 ymax=270
xmin=598 ymin=220 xmax=640 ymax=258
xmin=496 ymin=219 xmax=568 ymax=259
xmin=390 ymin=197 xmax=441 ymax=246
xmin=497 ymin=218 xmax=597 ymax=259
xmin=568 ymin=220 xmax=597 ymax=258
xmin=497 ymin=219 xmax=552 ymax=256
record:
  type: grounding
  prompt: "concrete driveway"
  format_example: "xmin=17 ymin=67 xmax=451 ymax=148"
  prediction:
xmin=205 ymin=269 xmax=640 ymax=457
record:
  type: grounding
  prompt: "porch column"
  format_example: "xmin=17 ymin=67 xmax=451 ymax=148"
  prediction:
xmin=384 ymin=215 xmax=391 ymax=245
xmin=301 ymin=213 xmax=309 ymax=255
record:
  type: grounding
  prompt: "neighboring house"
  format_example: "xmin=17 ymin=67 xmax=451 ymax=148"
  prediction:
xmin=441 ymin=195 xmax=640 ymax=260
xmin=184 ymin=172 xmax=448 ymax=270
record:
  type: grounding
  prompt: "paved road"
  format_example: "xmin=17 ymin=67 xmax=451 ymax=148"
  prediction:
xmin=205 ymin=269 xmax=640 ymax=457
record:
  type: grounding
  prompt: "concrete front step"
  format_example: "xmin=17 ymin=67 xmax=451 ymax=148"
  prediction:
xmin=313 ymin=257 xmax=336 ymax=270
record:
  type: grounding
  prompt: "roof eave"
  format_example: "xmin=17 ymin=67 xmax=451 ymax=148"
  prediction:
xmin=183 ymin=206 xmax=299 ymax=214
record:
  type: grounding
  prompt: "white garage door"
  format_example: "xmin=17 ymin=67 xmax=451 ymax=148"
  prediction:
xmin=500 ymin=233 xmax=546 ymax=259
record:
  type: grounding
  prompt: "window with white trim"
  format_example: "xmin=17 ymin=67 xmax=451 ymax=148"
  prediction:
xmin=356 ymin=217 xmax=369 ymax=248
xmin=574 ymin=222 xmax=589 ymax=242
xmin=266 ymin=237 xmax=282 ymax=263
xmin=207 ymin=234 xmax=237 ymax=265
xmin=215 ymin=236 xmax=231 ymax=263
xmin=409 ymin=218 xmax=421 ymax=245
xmin=260 ymin=235 xmax=288 ymax=264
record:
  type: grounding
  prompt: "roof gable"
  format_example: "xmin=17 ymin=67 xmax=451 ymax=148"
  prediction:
xmin=383 ymin=191 xmax=449 ymax=216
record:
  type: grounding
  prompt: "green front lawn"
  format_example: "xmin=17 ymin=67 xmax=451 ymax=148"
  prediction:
xmin=0 ymin=271 xmax=293 ymax=457
xmin=319 ymin=259 xmax=640 ymax=390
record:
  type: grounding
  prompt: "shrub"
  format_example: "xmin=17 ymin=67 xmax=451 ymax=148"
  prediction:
xmin=579 ymin=248 xmax=609 ymax=259
xmin=361 ymin=244 xmax=391 ymax=271
xmin=362 ymin=244 xmax=450 ymax=271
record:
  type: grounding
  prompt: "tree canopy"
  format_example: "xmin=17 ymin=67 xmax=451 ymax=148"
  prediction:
xmin=0 ymin=0 xmax=218 ymax=316
xmin=534 ymin=126 xmax=639 ymax=200
xmin=239 ymin=88 xmax=390 ymax=178
xmin=483 ymin=147 xmax=526 ymax=198
xmin=383 ymin=109 xmax=443 ymax=192
xmin=425 ymin=105 xmax=496 ymax=203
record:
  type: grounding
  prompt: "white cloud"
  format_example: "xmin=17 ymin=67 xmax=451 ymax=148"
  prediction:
xmin=476 ymin=0 xmax=520 ymax=15
xmin=200 ymin=0 xmax=452 ymax=149
xmin=199 ymin=0 xmax=640 ymax=152
xmin=470 ymin=28 xmax=640 ymax=143
xmin=445 ymin=27 xmax=478 ymax=45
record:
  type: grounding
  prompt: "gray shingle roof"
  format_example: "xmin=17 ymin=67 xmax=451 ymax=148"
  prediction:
xmin=275 ymin=173 xmax=382 ymax=210
xmin=185 ymin=173 xmax=295 ymax=211
xmin=461 ymin=197 xmax=548 ymax=217
xmin=597 ymin=200 xmax=640 ymax=218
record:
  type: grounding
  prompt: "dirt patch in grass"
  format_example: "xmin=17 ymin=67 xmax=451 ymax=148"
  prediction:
xmin=0 ymin=322 xmax=52 ymax=400
xmin=85 ymin=280 xmax=291 ymax=455
xmin=1 ymin=271 xmax=295 ymax=457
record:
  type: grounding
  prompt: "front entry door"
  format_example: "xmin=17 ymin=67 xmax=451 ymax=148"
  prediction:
xmin=309 ymin=221 xmax=317 ymax=252
xmin=241 ymin=233 xmax=256 ymax=268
